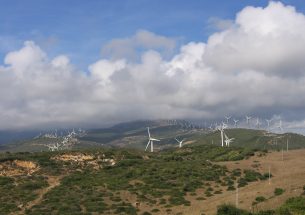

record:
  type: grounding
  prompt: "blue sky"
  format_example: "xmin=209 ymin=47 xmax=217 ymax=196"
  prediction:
xmin=1 ymin=0 xmax=304 ymax=70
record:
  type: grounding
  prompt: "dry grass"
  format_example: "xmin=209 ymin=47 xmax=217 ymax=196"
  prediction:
xmin=126 ymin=149 xmax=305 ymax=215
xmin=171 ymin=149 xmax=305 ymax=215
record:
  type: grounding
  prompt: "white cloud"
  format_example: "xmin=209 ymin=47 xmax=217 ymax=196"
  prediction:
xmin=1 ymin=1 xmax=305 ymax=132
xmin=208 ymin=17 xmax=234 ymax=31
xmin=101 ymin=29 xmax=176 ymax=60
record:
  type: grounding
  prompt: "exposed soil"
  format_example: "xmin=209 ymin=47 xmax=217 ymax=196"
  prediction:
xmin=51 ymin=153 xmax=116 ymax=170
xmin=0 ymin=160 xmax=39 ymax=176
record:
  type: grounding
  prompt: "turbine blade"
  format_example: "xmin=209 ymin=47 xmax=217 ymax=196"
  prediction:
xmin=147 ymin=127 xmax=150 ymax=138
xmin=145 ymin=140 xmax=150 ymax=151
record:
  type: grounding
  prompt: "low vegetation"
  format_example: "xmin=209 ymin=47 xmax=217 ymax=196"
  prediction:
xmin=0 ymin=143 xmax=304 ymax=215
xmin=217 ymin=196 xmax=305 ymax=215
xmin=0 ymin=145 xmax=262 ymax=214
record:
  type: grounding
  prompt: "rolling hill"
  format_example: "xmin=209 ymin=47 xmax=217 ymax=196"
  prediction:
xmin=1 ymin=120 xmax=305 ymax=153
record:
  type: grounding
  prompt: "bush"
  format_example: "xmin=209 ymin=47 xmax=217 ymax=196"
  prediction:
xmin=256 ymin=210 xmax=275 ymax=215
xmin=255 ymin=196 xmax=266 ymax=202
xmin=244 ymin=170 xmax=262 ymax=182
xmin=217 ymin=204 xmax=251 ymax=215
xmin=238 ymin=178 xmax=248 ymax=187
xmin=274 ymin=188 xmax=285 ymax=196
xmin=0 ymin=176 xmax=13 ymax=186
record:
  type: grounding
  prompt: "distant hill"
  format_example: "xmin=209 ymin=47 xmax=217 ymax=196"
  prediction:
xmin=0 ymin=130 xmax=39 ymax=145
xmin=81 ymin=121 xmax=305 ymax=151
xmin=196 ymin=128 xmax=305 ymax=150
xmin=1 ymin=120 xmax=305 ymax=152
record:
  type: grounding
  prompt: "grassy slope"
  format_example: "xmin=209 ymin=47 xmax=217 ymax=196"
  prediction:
xmin=0 ymin=145 xmax=263 ymax=215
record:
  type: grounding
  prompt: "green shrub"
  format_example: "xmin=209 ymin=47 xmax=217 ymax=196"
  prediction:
xmin=255 ymin=196 xmax=266 ymax=202
xmin=244 ymin=170 xmax=262 ymax=182
xmin=217 ymin=204 xmax=251 ymax=215
xmin=196 ymin=197 xmax=206 ymax=200
xmin=274 ymin=188 xmax=285 ymax=196
xmin=277 ymin=196 xmax=305 ymax=214
xmin=0 ymin=176 xmax=13 ymax=186
xmin=238 ymin=178 xmax=248 ymax=187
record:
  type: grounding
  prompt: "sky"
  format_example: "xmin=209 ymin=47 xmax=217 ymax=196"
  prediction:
xmin=1 ymin=0 xmax=305 ymax=133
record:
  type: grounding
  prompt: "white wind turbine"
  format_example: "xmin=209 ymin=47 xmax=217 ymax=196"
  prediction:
xmin=266 ymin=119 xmax=272 ymax=131
xmin=256 ymin=117 xmax=261 ymax=129
xmin=145 ymin=127 xmax=160 ymax=152
xmin=218 ymin=122 xmax=228 ymax=147
xmin=278 ymin=120 xmax=283 ymax=132
xmin=233 ymin=119 xmax=239 ymax=128
xmin=246 ymin=115 xmax=252 ymax=127
xmin=225 ymin=116 xmax=231 ymax=124
xmin=47 ymin=144 xmax=56 ymax=151
xmin=224 ymin=133 xmax=234 ymax=147
xmin=175 ymin=137 xmax=185 ymax=148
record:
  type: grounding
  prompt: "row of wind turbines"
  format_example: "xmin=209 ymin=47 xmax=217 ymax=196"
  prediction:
xmin=146 ymin=115 xmax=286 ymax=152
xmin=45 ymin=129 xmax=86 ymax=151
xmin=213 ymin=115 xmax=283 ymax=132
xmin=145 ymin=127 xmax=185 ymax=152
xmin=167 ymin=115 xmax=284 ymax=133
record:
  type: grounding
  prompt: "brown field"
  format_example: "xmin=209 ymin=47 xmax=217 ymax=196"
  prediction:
xmin=172 ymin=149 xmax=305 ymax=215
xmin=125 ymin=149 xmax=305 ymax=215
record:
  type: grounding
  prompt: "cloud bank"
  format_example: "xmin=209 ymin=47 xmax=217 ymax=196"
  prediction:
xmin=1 ymin=1 xmax=305 ymax=131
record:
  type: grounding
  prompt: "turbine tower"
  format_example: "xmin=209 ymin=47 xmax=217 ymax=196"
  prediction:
xmin=256 ymin=117 xmax=261 ymax=129
xmin=175 ymin=137 xmax=185 ymax=148
xmin=218 ymin=123 xmax=227 ymax=147
xmin=145 ymin=127 xmax=160 ymax=152
xmin=278 ymin=120 xmax=283 ymax=132
xmin=224 ymin=132 xmax=234 ymax=147
xmin=246 ymin=115 xmax=252 ymax=128
xmin=266 ymin=119 xmax=272 ymax=132
xmin=225 ymin=116 xmax=231 ymax=124
xmin=233 ymin=119 xmax=239 ymax=128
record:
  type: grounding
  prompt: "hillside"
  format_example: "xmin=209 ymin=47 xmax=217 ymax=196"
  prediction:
xmin=1 ymin=120 xmax=305 ymax=153
xmin=0 ymin=145 xmax=304 ymax=215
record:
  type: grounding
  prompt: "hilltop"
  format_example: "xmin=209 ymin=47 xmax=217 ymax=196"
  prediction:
xmin=1 ymin=120 xmax=305 ymax=153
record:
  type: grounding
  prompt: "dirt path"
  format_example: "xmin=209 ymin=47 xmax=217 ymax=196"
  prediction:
xmin=13 ymin=175 xmax=63 ymax=215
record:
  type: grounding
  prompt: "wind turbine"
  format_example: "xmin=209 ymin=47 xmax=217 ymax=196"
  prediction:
xmin=225 ymin=116 xmax=231 ymax=124
xmin=278 ymin=120 xmax=283 ymax=132
xmin=266 ymin=119 xmax=272 ymax=131
xmin=175 ymin=137 xmax=185 ymax=148
xmin=233 ymin=119 xmax=239 ymax=128
xmin=218 ymin=123 xmax=228 ymax=147
xmin=224 ymin=132 xmax=234 ymax=147
xmin=145 ymin=127 xmax=160 ymax=152
xmin=246 ymin=115 xmax=252 ymax=127
xmin=286 ymin=137 xmax=289 ymax=152
xmin=256 ymin=117 xmax=261 ymax=129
